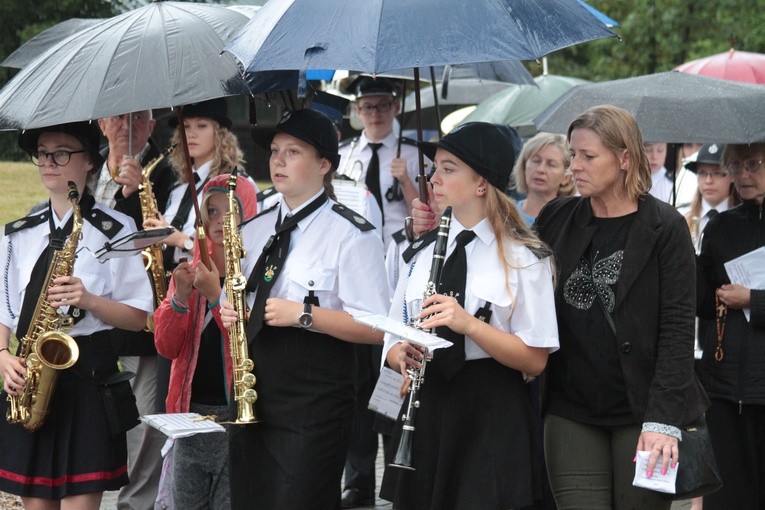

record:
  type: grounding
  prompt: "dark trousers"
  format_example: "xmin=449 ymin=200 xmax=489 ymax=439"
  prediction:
xmin=703 ymin=398 xmax=765 ymax=509
xmin=344 ymin=344 xmax=383 ymax=491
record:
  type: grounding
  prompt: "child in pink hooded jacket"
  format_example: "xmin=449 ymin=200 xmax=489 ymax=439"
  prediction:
xmin=154 ymin=173 xmax=258 ymax=508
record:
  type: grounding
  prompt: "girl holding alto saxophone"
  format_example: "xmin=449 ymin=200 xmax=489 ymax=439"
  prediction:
xmin=381 ymin=122 xmax=559 ymax=510
xmin=153 ymin=173 xmax=257 ymax=509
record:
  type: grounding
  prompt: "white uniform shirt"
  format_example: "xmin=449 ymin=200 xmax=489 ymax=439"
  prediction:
xmin=384 ymin=234 xmax=408 ymax=303
xmin=0 ymin=205 xmax=154 ymax=336
xmin=383 ymin=217 xmax=559 ymax=364
xmin=241 ymin=190 xmax=390 ymax=324
xmin=337 ymin=128 xmax=427 ymax=243
xmin=678 ymin=198 xmax=731 ymax=253
xmin=649 ymin=166 xmax=697 ymax=207
xmin=163 ymin=160 xmax=214 ymax=239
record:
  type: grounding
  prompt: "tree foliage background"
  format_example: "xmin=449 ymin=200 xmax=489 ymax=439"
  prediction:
xmin=0 ymin=0 xmax=763 ymax=159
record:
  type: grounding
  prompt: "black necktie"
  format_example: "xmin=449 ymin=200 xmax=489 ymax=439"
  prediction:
xmin=365 ymin=143 xmax=383 ymax=214
xmin=16 ymin=192 xmax=95 ymax=340
xmin=431 ymin=230 xmax=477 ymax=380
xmin=246 ymin=193 xmax=328 ymax=340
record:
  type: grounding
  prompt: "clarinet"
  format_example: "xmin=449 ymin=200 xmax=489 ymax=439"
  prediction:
xmin=389 ymin=206 xmax=452 ymax=470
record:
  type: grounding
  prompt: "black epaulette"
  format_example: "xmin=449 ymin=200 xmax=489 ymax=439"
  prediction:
xmin=84 ymin=208 xmax=124 ymax=240
xmin=527 ymin=242 xmax=553 ymax=261
xmin=391 ymin=228 xmax=407 ymax=245
xmin=338 ymin=136 xmax=359 ymax=149
xmin=400 ymin=136 xmax=419 ymax=147
xmin=331 ymin=203 xmax=375 ymax=231
xmin=402 ymin=228 xmax=438 ymax=263
xmin=242 ymin=203 xmax=278 ymax=228
xmin=4 ymin=210 xmax=49 ymax=236
xmin=256 ymin=186 xmax=277 ymax=203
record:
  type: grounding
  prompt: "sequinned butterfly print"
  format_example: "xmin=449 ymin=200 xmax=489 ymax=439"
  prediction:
xmin=563 ymin=250 xmax=624 ymax=312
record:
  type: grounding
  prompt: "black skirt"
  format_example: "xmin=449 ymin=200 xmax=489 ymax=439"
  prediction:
xmin=228 ymin=325 xmax=356 ymax=510
xmin=0 ymin=331 xmax=128 ymax=499
xmin=380 ymin=358 xmax=540 ymax=510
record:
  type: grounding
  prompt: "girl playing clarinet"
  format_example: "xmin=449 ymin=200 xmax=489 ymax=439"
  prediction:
xmin=381 ymin=122 xmax=559 ymax=509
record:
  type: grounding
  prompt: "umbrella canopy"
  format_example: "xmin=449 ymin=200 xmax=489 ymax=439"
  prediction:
xmin=404 ymin=79 xmax=515 ymax=111
xmin=1 ymin=18 xmax=104 ymax=69
xmin=675 ymin=49 xmax=765 ymax=85
xmin=439 ymin=61 xmax=536 ymax=89
xmin=224 ymin=0 xmax=616 ymax=75
xmin=0 ymin=2 xmax=251 ymax=130
xmin=533 ymin=71 xmax=765 ymax=144
xmin=461 ymin=74 xmax=590 ymax=136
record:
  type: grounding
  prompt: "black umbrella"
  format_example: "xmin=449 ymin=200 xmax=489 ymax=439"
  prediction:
xmin=534 ymin=71 xmax=765 ymax=144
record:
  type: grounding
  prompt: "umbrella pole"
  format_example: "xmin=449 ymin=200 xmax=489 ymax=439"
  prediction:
xmin=174 ymin=107 xmax=211 ymax=270
xmin=128 ymin=112 xmax=133 ymax=158
xmin=413 ymin=68 xmax=429 ymax=206
xmin=397 ymin=82 xmax=407 ymax=157
xmin=429 ymin=66 xmax=443 ymax=139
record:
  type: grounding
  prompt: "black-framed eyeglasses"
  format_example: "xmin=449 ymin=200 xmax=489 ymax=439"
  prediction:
xmin=31 ymin=150 xmax=86 ymax=167
xmin=696 ymin=170 xmax=729 ymax=180
xmin=726 ymin=159 xmax=764 ymax=177
xmin=357 ymin=101 xmax=395 ymax=115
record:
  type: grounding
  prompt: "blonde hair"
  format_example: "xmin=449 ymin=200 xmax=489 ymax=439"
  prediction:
xmin=513 ymin=132 xmax=574 ymax=196
xmin=567 ymin=105 xmax=652 ymax=201
xmin=484 ymin=185 xmax=554 ymax=291
xmin=169 ymin=120 xmax=245 ymax=184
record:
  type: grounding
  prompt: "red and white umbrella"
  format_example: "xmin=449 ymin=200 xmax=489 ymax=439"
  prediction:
xmin=675 ymin=49 xmax=765 ymax=85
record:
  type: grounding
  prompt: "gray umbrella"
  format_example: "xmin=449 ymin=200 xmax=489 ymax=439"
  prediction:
xmin=1 ymin=18 xmax=105 ymax=69
xmin=0 ymin=2 xmax=251 ymax=130
xmin=534 ymin=71 xmax=765 ymax=143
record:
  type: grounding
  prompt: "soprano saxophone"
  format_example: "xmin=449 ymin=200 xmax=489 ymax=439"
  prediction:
xmin=222 ymin=171 xmax=259 ymax=424
xmin=140 ymin=146 xmax=174 ymax=329
xmin=7 ymin=182 xmax=82 ymax=431
xmin=390 ymin=206 xmax=452 ymax=470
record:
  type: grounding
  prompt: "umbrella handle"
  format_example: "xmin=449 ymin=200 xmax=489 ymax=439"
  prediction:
xmin=413 ymin=68 xmax=429 ymax=206
xmin=175 ymin=107 xmax=211 ymax=270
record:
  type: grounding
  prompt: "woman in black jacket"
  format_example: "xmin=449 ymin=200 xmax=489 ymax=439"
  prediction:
xmin=535 ymin=105 xmax=709 ymax=509
xmin=696 ymin=142 xmax=765 ymax=510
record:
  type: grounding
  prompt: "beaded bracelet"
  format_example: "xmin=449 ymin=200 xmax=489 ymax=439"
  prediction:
xmin=170 ymin=295 xmax=189 ymax=313
xmin=207 ymin=296 xmax=221 ymax=311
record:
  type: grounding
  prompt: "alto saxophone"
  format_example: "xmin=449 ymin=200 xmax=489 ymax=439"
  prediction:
xmin=390 ymin=206 xmax=452 ymax=470
xmin=7 ymin=182 xmax=82 ymax=431
xmin=140 ymin=146 xmax=174 ymax=329
xmin=222 ymin=172 xmax=259 ymax=424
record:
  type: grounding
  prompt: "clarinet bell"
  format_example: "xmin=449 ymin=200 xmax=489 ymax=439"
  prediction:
xmin=389 ymin=427 xmax=416 ymax=471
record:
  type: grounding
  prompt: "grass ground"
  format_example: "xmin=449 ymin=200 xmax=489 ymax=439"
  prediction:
xmin=0 ymin=161 xmax=49 ymax=225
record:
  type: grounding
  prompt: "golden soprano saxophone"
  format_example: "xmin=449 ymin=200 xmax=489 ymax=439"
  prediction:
xmin=7 ymin=182 xmax=82 ymax=431
xmin=140 ymin=146 xmax=174 ymax=330
xmin=222 ymin=172 xmax=259 ymax=424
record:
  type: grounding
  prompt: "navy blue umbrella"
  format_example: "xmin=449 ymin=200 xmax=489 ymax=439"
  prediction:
xmin=224 ymin=0 xmax=616 ymax=75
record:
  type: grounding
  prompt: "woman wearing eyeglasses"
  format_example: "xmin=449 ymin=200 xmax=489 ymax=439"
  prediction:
xmin=696 ymin=143 xmax=765 ymax=510
xmin=0 ymin=122 xmax=153 ymax=510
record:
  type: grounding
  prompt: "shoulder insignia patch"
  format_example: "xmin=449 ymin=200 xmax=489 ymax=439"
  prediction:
xmin=256 ymin=186 xmax=277 ymax=202
xmin=402 ymin=228 xmax=438 ymax=263
xmin=4 ymin=211 xmax=48 ymax=236
xmin=331 ymin=203 xmax=375 ymax=231
xmin=243 ymin=203 xmax=278 ymax=227
xmin=338 ymin=136 xmax=359 ymax=149
xmin=85 ymin=209 xmax=124 ymax=239
xmin=391 ymin=228 xmax=407 ymax=244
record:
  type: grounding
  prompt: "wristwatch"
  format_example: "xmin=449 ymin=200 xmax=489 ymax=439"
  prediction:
xmin=298 ymin=303 xmax=313 ymax=329
xmin=182 ymin=238 xmax=194 ymax=253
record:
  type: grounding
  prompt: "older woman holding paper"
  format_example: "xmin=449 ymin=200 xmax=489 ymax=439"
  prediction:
xmin=696 ymin=142 xmax=765 ymax=510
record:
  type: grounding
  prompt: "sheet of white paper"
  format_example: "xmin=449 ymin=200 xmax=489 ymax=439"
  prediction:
xmin=724 ymin=246 xmax=765 ymax=321
xmin=332 ymin=179 xmax=369 ymax=219
xmin=632 ymin=451 xmax=678 ymax=494
xmin=354 ymin=314 xmax=453 ymax=352
xmin=367 ymin=367 xmax=406 ymax=420
xmin=140 ymin=412 xmax=225 ymax=438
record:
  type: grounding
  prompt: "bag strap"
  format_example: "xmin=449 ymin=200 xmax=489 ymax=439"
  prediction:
xmin=598 ymin=294 xmax=617 ymax=337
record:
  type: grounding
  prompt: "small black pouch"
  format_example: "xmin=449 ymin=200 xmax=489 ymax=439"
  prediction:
xmin=662 ymin=416 xmax=723 ymax=500
xmin=98 ymin=371 xmax=139 ymax=438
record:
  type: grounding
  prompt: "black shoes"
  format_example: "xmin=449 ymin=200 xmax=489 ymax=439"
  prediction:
xmin=340 ymin=487 xmax=376 ymax=509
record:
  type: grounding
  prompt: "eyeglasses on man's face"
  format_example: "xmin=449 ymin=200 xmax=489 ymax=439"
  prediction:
xmin=31 ymin=149 xmax=86 ymax=167
xmin=357 ymin=100 xmax=395 ymax=115
xmin=726 ymin=159 xmax=765 ymax=177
